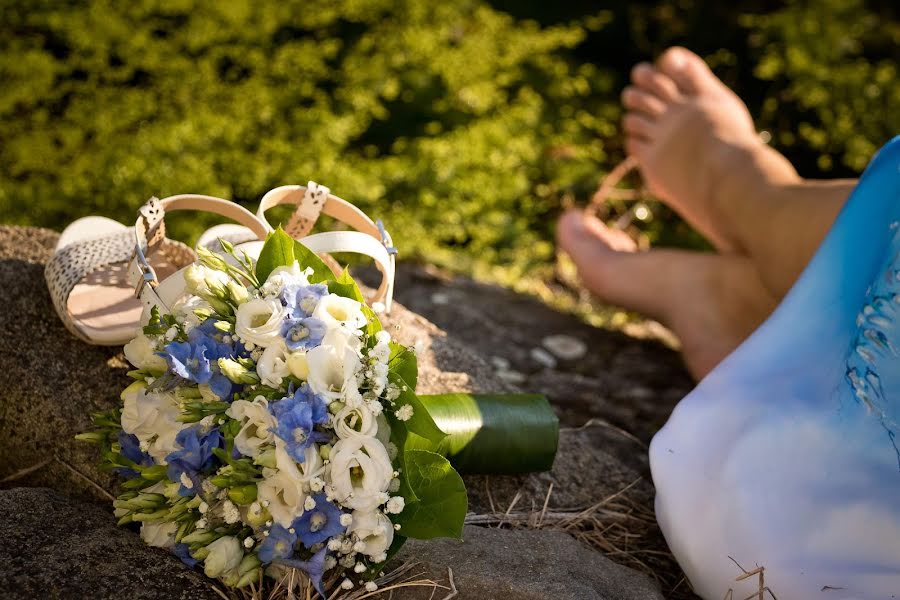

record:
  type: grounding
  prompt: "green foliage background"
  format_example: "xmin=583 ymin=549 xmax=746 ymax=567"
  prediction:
xmin=2 ymin=0 xmax=898 ymax=287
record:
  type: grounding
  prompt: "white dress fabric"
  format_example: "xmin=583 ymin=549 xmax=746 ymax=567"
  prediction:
xmin=651 ymin=136 xmax=900 ymax=599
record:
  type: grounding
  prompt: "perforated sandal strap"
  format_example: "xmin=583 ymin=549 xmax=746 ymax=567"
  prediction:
xmin=258 ymin=183 xmax=397 ymax=312
xmin=128 ymin=194 xmax=269 ymax=313
xmin=45 ymin=229 xmax=137 ymax=343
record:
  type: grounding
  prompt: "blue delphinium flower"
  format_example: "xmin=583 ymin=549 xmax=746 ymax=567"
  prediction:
xmin=116 ymin=431 xmax=153 ymax=479
xmin=188 ymin=322 xmax=238 ymax=399
xmin=281 ymin=317 xmax=327 ymax=351
xmin=273 ymin=547 xmax=329 ymax=597
xmin=163 ymin=340 xmax=212 ymax=384
xmin=269 ymin=384 xmax=330 ymax=462
xmin=281 ymin=283 xmax=328 ymax=317
xmin=293 ymin=494 xmax=346 ymax=548
xmin=257 ymin=524 xmax=297 ymax=563
xmin=173 ymin=543 xmax=200 ymax=568
xmin=166 ymin=426 xmax=222 ymax=496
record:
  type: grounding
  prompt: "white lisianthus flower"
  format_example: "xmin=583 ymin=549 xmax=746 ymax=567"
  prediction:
xmin=296 ymin=444 xmax=325 ymax=485
xmin=226 ymin=396 xmax=275 ymax=458
xmin=257 ymin=442 xmax=307 ymax=527
xmin=334 ymin=404 xmax=378 ymax=440
xmin=203 ymin=536 xmax=243 ymax=578
xmin=123 ymin=333 xmax=167 ymax=372
xmin=235 ymin=298 xmax=289 ymax=348
xmin=120 ymin=384 xmax=185 ymax=464
xmin=257 ymin=341 xmax=291 ymax=388
xmin=305 ymin=328 xmax=363 ymax=401
xmin=313 ymin=294 xmax=367 ymax=332
xmin=261 ymin=261 xmax=311 ymax=297
xmin=140 ymin=520 xmax=178 ymax=549
xmin=287 ymin=350 xmax=310 ymax=380
xmin=328 ymin=436 xmax=393 ymax=511
xmin=348 ymin=510 xmax=394 ymax=559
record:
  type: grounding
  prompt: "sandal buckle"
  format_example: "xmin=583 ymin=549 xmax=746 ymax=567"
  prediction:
xmin=376 ymin=220 xmax=398 ymax=256
xmin=133 ymin=243 xmax=158 ymax=298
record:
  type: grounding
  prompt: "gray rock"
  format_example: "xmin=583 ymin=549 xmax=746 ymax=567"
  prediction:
xmin=464 ymin=421 xmax=653 ymax=515
xmin=390 ymin=525 xmax=665 ymax=599
xmin=0 ymin=487 xmax=220 ymax=600
xmin=0 ymin=226 xmax=125 ymax=502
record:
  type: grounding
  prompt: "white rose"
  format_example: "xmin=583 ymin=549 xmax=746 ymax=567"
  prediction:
xmin=226 ymin=396 xmax=275 ymax=458
xmin=305 ymin=328 xmax=362 ymax=401
xmin=257 ymin=442 xmax=307 ymax=527
xmin=349 ymin=510 xmax=394 ymax=559
xmin=261 ymin=261 xmax=310 ymax=297
xmin=120 ymin=384 xmax=185 ymax=464
xmin=312 ymin=294 xmax=367 ymax=332
xmin=334 ymin=404 xmax=378 ymax=440
xmin=235 ymin=298 xmax=289 ymax=348
xmin=257 ymin=341 xmax=291 ymax=388
xmin=328 ymin=436 xmax=393 ymax=511
xmin=203 ymin=535 xmax=243 ymax=578
xmin=287 ymin=350 xmax=310 ymax=380
xmin=123 ymin=333 xmax=167 ymax=372
xmin=140 ymin=520 xmax=178 ymax=549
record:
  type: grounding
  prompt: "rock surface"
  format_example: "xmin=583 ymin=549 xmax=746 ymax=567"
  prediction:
xmin=0 ymin=226 xmax=696 ymax=599
xmin=0 ymin=487 xmax=220 ymax=600
xmin=391 ymin=525 xmax=665 ymax=600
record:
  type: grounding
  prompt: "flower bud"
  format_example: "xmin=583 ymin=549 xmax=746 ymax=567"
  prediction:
xmin=228 ymin=484 xmax=258 ymax=506
xmin=286 ymin=350 xmax=310 ymax=380
xmin=203 ymin=536 xmax=243 ymax=578
xmin=218 ymin=358 xmax=260 ymax=384
xmin=254 ymin=448 xmax=277 ymax=469
xmin=227 ymin=280 xmax=249 ymax=306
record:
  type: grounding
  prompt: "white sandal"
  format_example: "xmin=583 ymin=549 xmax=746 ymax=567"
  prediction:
xmin=46 ymin=195 xmax=269 ymax=345
xmin=197 ymin=181 xmax=397 ymax=313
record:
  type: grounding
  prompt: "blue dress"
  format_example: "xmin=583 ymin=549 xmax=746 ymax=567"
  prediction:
xmin=651 ymin=137 xmax=900 ymax=599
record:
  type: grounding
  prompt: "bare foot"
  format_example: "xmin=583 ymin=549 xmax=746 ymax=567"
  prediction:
xmin=557 ymin=210 xmax=777 ymax=379
xmin=621 ymin=47 xmax=801 ymax=253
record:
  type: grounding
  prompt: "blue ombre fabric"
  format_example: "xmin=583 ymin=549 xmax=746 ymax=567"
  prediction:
xmin=651 ymin=136 xmax=900 ymax=599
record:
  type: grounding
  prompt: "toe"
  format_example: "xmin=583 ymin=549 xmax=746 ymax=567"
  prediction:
xmin=622 ymin=113 xmax=655 ymax=139
xmin=557 ymin=210 xmax=637 ymax=296
xmin=621 ymin=86 xmax=667 ymax=118
xmin=630 ymin=63 xmax=681 ymax=103
xmin=657 ymin=46 xmax=718 ymax=95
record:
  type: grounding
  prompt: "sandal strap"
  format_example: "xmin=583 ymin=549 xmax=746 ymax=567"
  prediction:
xmin=45 ymin=229 xmax=137 ymax=343
xmin=258 ymin=183 xmax=397 ymax=311
xmin=128 ymin=194 xmax=269 ymax=313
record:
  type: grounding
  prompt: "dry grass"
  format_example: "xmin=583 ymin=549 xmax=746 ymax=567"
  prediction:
xmin=466 ymin=478 xmax=697 ymax=600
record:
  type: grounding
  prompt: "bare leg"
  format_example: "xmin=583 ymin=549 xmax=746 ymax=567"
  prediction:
xmin=557 ymin=211 xmax=777 ymax=379
xmin=622 ymin=47 xmax=854 ymax=296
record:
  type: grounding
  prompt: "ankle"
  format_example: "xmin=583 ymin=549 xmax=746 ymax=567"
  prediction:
xmin=707 ymin=139 xmax=801 ymax=252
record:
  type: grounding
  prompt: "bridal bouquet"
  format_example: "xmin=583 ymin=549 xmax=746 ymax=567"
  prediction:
xmin=78 ymin=229 xmax=557 ymax=595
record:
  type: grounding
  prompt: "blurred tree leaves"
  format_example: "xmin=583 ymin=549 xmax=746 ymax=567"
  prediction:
xmin=0 ymin=0 xmax=897 ymax=284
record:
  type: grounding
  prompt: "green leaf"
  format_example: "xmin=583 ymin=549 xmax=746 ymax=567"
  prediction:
xmin=292 ymin=239 xmax=336 ymax=284
xmin=389 ymin=343 xmax=417 ymax=391
xmin=413 ymin=393 xmax=559 ymax=474
xmin=327 ymin=268 xmax=365 ymax=302
xmin=393 ymin=450 xmax=466 ymax=540
xmin=390 ymin=383 xmax=445 ymax=447
xmin=254 ymin=227 xmax=295 ymax=283
xmin=255 ymin=227 xmax=336 ymax=284
xmin=362 ymin=304 xmax=383 ymax=340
